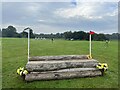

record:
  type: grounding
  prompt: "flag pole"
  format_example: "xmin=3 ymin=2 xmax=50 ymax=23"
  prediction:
xmin=28 ymin=29 xmax=30 ymax=62
xmin=89 ymin=34 xmax=92 ymax=58
xmin=24 ymin=27 xmax=30 ymax=62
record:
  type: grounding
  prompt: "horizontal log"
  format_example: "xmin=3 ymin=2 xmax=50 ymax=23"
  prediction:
xmin=25 ymin=68 xmax=102 ymax=81
xmin=26 ymin=59 xmax=98 ymax=72
xmin=29 ymin=55 xmax=89 ymax=61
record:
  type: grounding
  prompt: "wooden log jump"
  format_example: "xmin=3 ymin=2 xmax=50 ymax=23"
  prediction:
xmin=24 ymin=27 xmax=102 ymax=81
xmin=29 ymin=55 xmax=89 ymax=61
xmin=26 ymin=59 xmax=98 ymax=72
xmin=25 ymin=55 xmax=101 ymax=81
xmin=25 ymin=68 xmax=102 ymax=81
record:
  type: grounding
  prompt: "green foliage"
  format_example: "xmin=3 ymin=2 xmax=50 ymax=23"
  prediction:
xmin=2 ymin=26 xmax=18 ymax=37
xmin=2 ymin=38 xmax=118 ymax=88
xmin=20 ymin=31 xmax=28 ymax=38
xmin=93 ymin=33 xmax=106 ymax=41
xmin=2 ymin=26 xmax=35 ymax=38
xmin=29 ymin=29 xmax=35 ymax=38
xmin=0 ymin=29 xmax=2 ymax=37
xmin=1 ymin=26 xmax=119 ymax=40
xmin=63 ymin=31 xmax=108 ymax=41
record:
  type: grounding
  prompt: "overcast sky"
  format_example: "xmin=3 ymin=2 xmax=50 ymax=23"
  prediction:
xmin=2 ymin=1 xmax=118 ymax=34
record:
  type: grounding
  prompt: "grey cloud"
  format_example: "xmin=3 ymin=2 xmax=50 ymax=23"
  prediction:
xmin=2 ymin=2 xmax=118 ymax=34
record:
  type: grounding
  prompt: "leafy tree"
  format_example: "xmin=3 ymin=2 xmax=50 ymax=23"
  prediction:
xmin=1 ymin=25 xmax=119 ymax=40
xmin=20 ymin=28 xmax=35 ymax=38
xmin=0 ymin=29 xmax=1 ymax=37
xmin=97 ymin=34 xmax=106 ymax=41
xmin=29 ymin=29 xmax=35 ymax=38
xmin=20 ymin=31 xmax=28 ymax=38
xmin=2 ymin=25 xmax=18 ymax=37
xmin=64 ymin=31 xmax=73 ymax=40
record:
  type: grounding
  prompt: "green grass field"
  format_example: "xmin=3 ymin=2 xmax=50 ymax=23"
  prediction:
xmin=2 ymin=38 xmax=118 ymax=88
xmin=0 ymin=38 xmax=2 ymax=89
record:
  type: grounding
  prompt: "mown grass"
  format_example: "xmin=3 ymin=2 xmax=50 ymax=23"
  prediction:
xmin=0 ymin=38 xmax=2 ymax=89
xmin=2 ymin=38 xmax=118 ymax=88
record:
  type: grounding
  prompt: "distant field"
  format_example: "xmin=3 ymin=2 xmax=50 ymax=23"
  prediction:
xmin=2 ymin=38 xmax=118 ymax=88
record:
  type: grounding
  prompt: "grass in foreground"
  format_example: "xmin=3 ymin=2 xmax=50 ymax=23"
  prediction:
xmin=0 ymin=39 xmax=2 ymax=89
xmin=2 ymin=38 xmax=118 ymax=88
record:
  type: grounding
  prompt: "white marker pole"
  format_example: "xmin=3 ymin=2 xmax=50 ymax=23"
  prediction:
xmin=28 ymin=29 xmax=30 ymax=62
xmin=89 ymin=34 xmax=92 ymax=58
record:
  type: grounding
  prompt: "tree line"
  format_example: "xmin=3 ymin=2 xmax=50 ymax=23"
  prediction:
xmin=1 ymin=26 xmax=35 ymax=38
xmin=0 ymin=25 xmax=119 ymax=41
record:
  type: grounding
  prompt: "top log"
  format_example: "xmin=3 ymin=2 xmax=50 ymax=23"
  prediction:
xmin=29 ymin=55 xmax=89 ymax=61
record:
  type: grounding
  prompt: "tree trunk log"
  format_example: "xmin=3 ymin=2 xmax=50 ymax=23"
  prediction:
xmin=29 ymin=55 xmax=89 ymax=61
xmin=26 ymin=59 xmax=98 ymax=72
xmin=25 ymin=68 xmax=101 ymax=81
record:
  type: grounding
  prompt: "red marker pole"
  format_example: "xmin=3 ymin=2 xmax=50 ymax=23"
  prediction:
xmin=89 ymin=31 xmax=95 ymax=59
xmin=89 ymin=34 xmax=92 ymax=58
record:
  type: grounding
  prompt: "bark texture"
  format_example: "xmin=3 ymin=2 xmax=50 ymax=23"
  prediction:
xmin=25 ymin=55 xmax=101 ymax=81
xmin=25 ymin=68 xmax=102 ymax=81
xmin=26 ymin=59 xmax=98 ymax=72
xmin=29 ymin=55 xmax=89 ymax=61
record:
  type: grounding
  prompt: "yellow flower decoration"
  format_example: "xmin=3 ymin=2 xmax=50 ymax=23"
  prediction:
xmin=96 ymin=63 xmax=108 ymax=71
xmin=23 ymin=70 xmax=28 ymax=75
xmin=17 ymin=67 xmax=28 ymax=76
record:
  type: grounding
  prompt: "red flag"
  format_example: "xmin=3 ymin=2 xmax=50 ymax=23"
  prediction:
xmin=90 ymin=31 xmax=95 ymax=35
